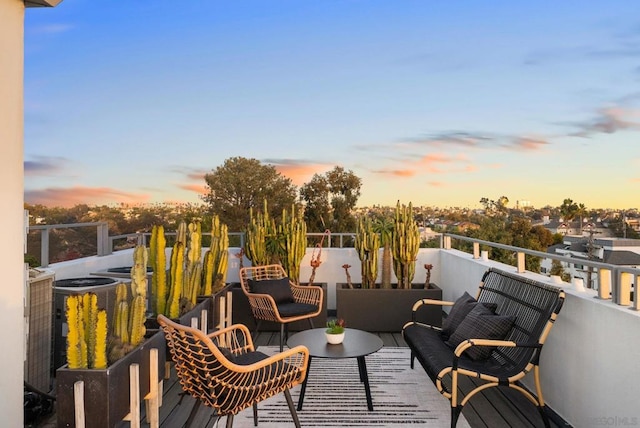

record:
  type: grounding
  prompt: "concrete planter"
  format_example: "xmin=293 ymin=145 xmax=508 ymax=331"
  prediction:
xmin=336 ymin=283 xmax=442 ymax=332
xmin=55 ymin=330 xmax=166 ymax=428
xmin=232 ymin=283 xmax=328 ymax=331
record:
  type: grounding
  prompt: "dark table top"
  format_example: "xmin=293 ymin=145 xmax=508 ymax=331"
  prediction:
xmin=287 ymin=328 xmax=383 ymax=359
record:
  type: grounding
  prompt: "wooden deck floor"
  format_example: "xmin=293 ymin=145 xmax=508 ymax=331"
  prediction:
xmin=36 ymin=331 xmax=567 ymax=428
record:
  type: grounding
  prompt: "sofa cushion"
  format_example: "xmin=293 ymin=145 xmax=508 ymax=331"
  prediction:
xmin=249 ymin=277 xmax=294 ymax=304
xmin=276 ymin=302 xmax=318 ymax=318
xmin=446 ymin=304 xmax=516 ymax=361
xmin=441 ymin=292 xmax=498 ymax=340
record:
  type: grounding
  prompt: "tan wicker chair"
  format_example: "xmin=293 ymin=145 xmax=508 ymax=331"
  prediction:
xmin=240 ymin=264 xmax=324 ymax=351
xmin=157 ymin=314 xmax=309 ymax=428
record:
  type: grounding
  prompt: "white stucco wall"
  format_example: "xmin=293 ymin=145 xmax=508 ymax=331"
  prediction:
xmin=440 ymin=249 xmax=640 ymax=427
xmin=0 ymin=1 xmax=26 ymax=425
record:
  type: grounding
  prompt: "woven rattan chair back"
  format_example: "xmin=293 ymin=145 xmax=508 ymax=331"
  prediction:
xmin=157 ymin=314 xmax=308 ymax=427
xmin=239 ymin=264 xmax=324 ymax=351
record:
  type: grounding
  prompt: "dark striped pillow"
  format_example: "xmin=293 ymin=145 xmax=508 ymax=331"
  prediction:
xmin=445 ymin=303 xmax=515 ymax=361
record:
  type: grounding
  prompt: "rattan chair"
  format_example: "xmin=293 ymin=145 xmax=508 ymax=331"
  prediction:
xmin=240 ymin=264 xmax=324 ymax=351
xmin=157 ymin=314 xmax=309 ymax=428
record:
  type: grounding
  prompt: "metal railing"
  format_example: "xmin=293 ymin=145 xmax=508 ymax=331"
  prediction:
xmin=28 ymin=222 xmax=109 ymax=267
xmin=28 ymin=221 xmax=357 ymax=267
xmin=444 ymin=233 xmax=640 ymax=310
xmin=27 ymin=221 xmax=639 ymax=310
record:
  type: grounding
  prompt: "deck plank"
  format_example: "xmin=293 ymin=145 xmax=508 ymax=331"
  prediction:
xmin=39 ymin=330 xmax=564 ymax=428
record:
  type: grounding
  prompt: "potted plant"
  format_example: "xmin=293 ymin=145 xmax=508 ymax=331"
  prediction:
xmin=56 ymin=245 xmax=166 ymax=428
xmin=336 ymin=202 xmax=442 ymax=332
xmin=325 ymin=319 xmax=346 ymax=344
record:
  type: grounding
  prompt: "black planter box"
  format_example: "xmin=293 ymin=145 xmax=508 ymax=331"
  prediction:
xmin=56 ymin=330 xmax=166 ymax=428
xmin=336 ymin=283 xmax=442 ymax=332
xmin=231 ymin=283 xmax=328 ymax=331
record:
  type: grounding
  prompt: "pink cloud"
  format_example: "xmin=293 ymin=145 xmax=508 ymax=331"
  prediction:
xmin=178 ymin=183 xmax=208 ymax=195
xmin=372 ymin=169 xmax=416 ymax=177
xmin=510 ymin=137 xmax=549 ymax=151
xmin=428 ymin=181 xmax=446 ymax=187
xmin=274 ymin=163 xmax=330 ymax=185
xmin=24 ymin=186 xmax=149 ymax=208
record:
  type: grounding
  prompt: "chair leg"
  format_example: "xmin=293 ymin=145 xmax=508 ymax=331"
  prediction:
xmin=410 ymin=350 xmax=415 ymax=369
xmin=539 ymin=405 xmax=551 ymax=428
xmin=307 ymin=318 xmax=314 ymax=329
xmin=284 ymin=389 xmax=301 ymax=428
xmin=226 ymin=413 xmax=234 ymax=428
xmin=252 ymin=402 xmax=258 ymax=427
xmin=253 ymin=320 xmax=263 ymax=339
xmin=451 ymin=405 xmax=462 ymax=428
xmin=183 ymin=399 xmax=201 ymax=428
xmin=279 ymin=324 xmax=285 ymax=352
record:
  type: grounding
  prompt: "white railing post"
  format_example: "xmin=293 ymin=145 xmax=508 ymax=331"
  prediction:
xmin=516 ymin=252 xmax=525 ymax=273
xmin=598 ymin=269 xmax=612 ymax=300
xmin=443 ymin=235 xmax=451 ymax=250
xmin=73 ymin=381 xmax=85 ymax=428
xmin=472 ymin=242 xmax=480 ymax=259
xmin=618 ymin=272 xmax=632 ymax=306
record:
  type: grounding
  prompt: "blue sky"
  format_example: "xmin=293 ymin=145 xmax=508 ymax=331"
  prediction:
xmin=24 ymin=1 xmax=640 ymax=209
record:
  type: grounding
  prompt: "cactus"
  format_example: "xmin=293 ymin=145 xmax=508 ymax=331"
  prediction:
xmin=278 ymin=204 xmax=307 ymax=284
xmin=309 ymin=229 xmax=330 ymax=285
xmin=355 ymin=216 xmax=380 ymax=289
xmin=202 ymin=215 xmax=229 ymax=295
xmin=182 ymin=221 xmax=203 ymax=310
xmin=150 ymin=225 xmax=167 ymax=316
xmin=128 ymin=295 xmax=147 ymax=346
xmin=94 ymin=311 xmax=108 ymax=369
xmin=65 ymin=293 xmax=108 ymax=369
xmin=131 ymin=244 xmax=148 ymax=299
xmin=66 ymin=295 xmax=84 ymax=369
xmin=391 ymin=201 xmax=420 ymax=289
xmin=245 ymin=201 xmax=274 ymax=266
xmin=167 ymin=241 xmax=184 ymax=318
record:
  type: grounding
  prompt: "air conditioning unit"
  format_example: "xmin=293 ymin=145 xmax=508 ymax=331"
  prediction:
xmin=53 ymin=277 xmax=125 ymax=371
xmin=24 ymin=268 xmax=55 ymax=393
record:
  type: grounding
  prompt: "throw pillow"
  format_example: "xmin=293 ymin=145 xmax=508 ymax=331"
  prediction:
xmin=446 ymin=304 xmax=516 ymax=361
xmin=441 ymin=292 xmax=498 ymax=340
xmin=250 ymin=277 xmax=294 ymax=304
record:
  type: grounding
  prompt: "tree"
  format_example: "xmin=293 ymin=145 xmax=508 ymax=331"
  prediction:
xmin=300 ymin=166 xmax=362 ymax=233
xmin=479 ymin=195 xmax=509 ymax=216
xmin=202 ymin=157 xmax=298 ymax=232
xmin=559 ymin=198 xmax=578 ymax=223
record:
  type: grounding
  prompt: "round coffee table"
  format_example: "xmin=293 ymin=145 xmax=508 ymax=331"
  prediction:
xmin=287 ymin=328 xmax=383 ymax=411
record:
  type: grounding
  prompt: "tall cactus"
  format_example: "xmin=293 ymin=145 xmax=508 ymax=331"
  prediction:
xmin=279 ymin=204 xmax=307 ymax=284
xmin=150 ymin=225 xmax=167 ymax=316
xmin=131 ymin=244 xmax=148 ymax=299
xmin=245 ymin=200 xmax=276 ymax=266
xmin=355 ymin=216 xmax=380 ymax=289
xmin=202 ymin=215 xmax=229 ymax=295
xmin=391 ymin=201 xmax=420 ymax=289
xmin=182 ymin=221 xmax=203 ymax=310
xmin=66 ymin=293 xmax=108 ymax=369
xmin=167 ymin=240 xmax=184 ymax=318
xmin=110 ymin=280 xmax=147 ymax=363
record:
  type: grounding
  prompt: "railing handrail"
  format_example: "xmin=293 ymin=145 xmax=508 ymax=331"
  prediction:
xmin=444 ymin=232 xmax=640 ymax=308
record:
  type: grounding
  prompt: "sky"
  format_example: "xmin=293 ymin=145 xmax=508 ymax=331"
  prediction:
xmin=23 ymin=1 xmax=640 ymax=210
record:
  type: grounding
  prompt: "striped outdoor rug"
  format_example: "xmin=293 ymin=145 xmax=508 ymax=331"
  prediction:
xmin=234 ymin=346 xmax=470 ymax=427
